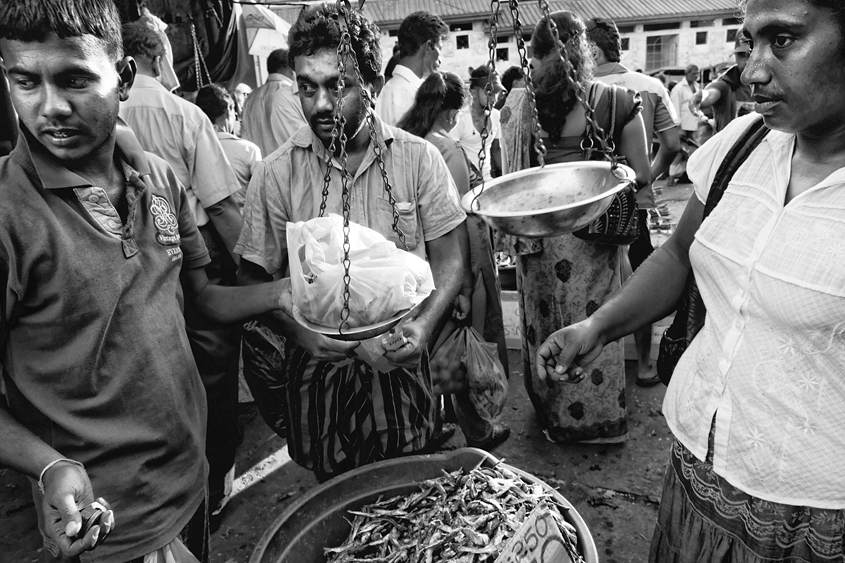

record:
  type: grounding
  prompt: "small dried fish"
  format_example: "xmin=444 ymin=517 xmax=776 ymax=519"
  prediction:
xmin=324 ymin=464 xmax=586 ymax=563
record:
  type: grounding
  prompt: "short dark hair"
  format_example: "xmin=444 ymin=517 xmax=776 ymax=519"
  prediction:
xmin=0 ymin=0 xmax=123 ymax=61
xmin=586 ymin=18 xmax=621 ymax=63
xmin=195 ymin=84 xmax=231 ymax=123
xmin=397 ymin=11 xmax=448 ymax=58
xmin=397 ymin=71 xmax=467 ymax=138
xmin=468 ymin=65 xmax=492 ymax=90
xmin=121 ymin=21 xmax=165 ymax=62
xmin=267 ymin=48 xmax=289 ymax=74
xmin=287 ymin=4 xmax=382 ymax=84
xmin=501 ymin=66 xmax=525 ymax=92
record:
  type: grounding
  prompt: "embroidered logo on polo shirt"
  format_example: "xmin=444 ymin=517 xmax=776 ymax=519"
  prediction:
xmin=150 ymin=195 xmax=181 ymax=246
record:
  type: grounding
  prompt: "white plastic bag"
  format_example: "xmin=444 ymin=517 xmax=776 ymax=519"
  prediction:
xmin=287 ymin=215 xmax=434 ymax=329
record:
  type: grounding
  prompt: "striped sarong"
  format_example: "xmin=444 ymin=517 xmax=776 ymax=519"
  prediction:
xmin=283 ymin=343 xmax=437 ymax=479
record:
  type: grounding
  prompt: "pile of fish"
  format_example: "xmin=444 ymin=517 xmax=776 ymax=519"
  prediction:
xmin=324 ymin=463 xmax=585 ymax=563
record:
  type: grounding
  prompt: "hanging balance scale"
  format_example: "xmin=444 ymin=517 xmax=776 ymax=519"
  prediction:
xmin=290 ymin=0 xmax=419 ymax=341
xmin=462 ymin=0 xmax=635 ymax=238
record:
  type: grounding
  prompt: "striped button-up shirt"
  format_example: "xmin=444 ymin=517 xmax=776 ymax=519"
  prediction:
xmin=665 ymin=114 xmax=845 ymax=508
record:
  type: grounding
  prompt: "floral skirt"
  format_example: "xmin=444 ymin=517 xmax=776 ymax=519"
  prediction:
xmin=650 ymin=439 xmax=845 ymax=563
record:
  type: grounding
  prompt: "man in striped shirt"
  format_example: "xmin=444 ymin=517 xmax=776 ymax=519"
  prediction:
xmin=235 ymin=4 xmax=468 ymax=481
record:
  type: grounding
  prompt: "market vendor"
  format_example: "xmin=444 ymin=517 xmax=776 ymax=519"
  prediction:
xmin=236 ymin=3 xmax=468 ymax=481
xmin=0 ymin=0 xmax=289 ymax=560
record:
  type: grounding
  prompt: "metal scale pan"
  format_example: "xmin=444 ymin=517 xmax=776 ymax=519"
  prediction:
xmin=463 ymin=161 xmax=635 ymax=238
xmin=291 ymin=304 xmax=418 ymax=342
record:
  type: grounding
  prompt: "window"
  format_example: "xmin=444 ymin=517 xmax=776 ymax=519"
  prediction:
xmin=522 ymin=33 xmax=532 ymax=43
xmin=722 ymin=17 xmax=741 ymax=26
xmin=643 ymin=22 xmax=680 ymax=32
xmin=388 ymin=29 xmax=398 ymax=37
xmin=690 ymin=19 xmax=714 ymax=28
xmin=450 ymin=22 xmax=472 ymax=32
xmin=496 ymin=35 xmax=510 ymax=43
xmin=621 ymin=37 xmax=630 ymax=50
xmin=726 ymin=28 xmax=738 ymax=42
xmin=456 ymin=35 xmax=469 ymax=49
xmin=617 ymin=25 xmax=635 ymax=33
xmin=645 ymin=35 xmax=678 ymax=71
xmin=496 ymin=47 xmax=509 ymax=61
xmin=696 ymin=31 xmax=707 ymax=45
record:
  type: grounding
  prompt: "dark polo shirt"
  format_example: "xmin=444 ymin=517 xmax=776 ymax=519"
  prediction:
xmin=0 ymin=122 xmax=209 ymax=561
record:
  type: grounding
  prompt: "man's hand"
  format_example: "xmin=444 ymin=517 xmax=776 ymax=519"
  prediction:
xmin=452 ymin=294 xmax=471 ymax=322
xmin=292 ymin=324 xmax=359 ymax=362
xmin=41 ymin=462 xmax=115 ymax=559
xmin=688 ymin=90 xmax=703 ymax=114
xmin=383 ymin=317 xmax=432 ymax=369
xmin=276 ymin=278 xmax=293 ymax=312
xmin=535 ymin=320 xmax=605 ymax=383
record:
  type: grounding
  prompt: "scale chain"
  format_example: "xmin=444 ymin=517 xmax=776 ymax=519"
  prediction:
xmin=337 ymin=3 xmax=408 ymax=252
xmin=510 ymin=0 xmax=546 ymax=166
xmin=323 ymin=0 xmax=407 ymax=333
xmin=538 ymin=0 xmax=616 ymax=163
xmin=470 ymin=0 xmax=499 ymax=212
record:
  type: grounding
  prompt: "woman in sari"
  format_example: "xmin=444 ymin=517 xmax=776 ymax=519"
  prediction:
xmin=398 ymin=72 xmax=510 ymax=450
xmin=500 ymin=10 xmax=650 ymax=443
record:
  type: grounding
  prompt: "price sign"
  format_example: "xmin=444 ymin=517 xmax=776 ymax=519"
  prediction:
xmin=494 ymin=505 xmax=574 ymax=563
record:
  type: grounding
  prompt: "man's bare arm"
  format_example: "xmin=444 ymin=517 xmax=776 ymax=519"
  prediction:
xmin=181 ymin=263 xmax=285 ymax=324
xmin=384 ymin=224 xmax=467 ymax=368
xmin=204 ymin=195 xmax=243 ymax=267
xmin=236 ymin=256 xmax=358 ymax=361
xmin=652 ymin=126 xmax=681 ymax=181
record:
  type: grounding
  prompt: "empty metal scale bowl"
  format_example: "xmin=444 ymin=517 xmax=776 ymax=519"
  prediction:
xmin=462 ymin=161 xmax=635 ymax=238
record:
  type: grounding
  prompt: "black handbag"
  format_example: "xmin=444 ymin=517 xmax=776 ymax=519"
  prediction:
xmin=574 ymin=82 xmax=639 ymax=246
xmin=656 ymin=117 xmax=769 ymax=385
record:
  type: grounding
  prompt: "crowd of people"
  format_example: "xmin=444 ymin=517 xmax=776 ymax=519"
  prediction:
xmin=1 ymin=0 xmax=842 ymax=562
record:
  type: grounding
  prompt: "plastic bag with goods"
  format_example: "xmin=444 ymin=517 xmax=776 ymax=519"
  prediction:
xmin=465 ymin=327 xmax=509 ymax=422
xmin=287 ymin=214 xmax=434 ymax=329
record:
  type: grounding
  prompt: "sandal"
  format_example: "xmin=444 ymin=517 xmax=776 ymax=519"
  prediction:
xmin=466 ymin=423 xmax=510 ymax=451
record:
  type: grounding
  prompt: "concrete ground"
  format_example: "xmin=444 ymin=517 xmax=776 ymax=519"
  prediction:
xmin=0 ymin=181 xmax=694 ymax=563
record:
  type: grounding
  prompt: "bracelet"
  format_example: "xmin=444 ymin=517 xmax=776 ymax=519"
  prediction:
xmin=38 ymin=458 xmax=84 ymax=495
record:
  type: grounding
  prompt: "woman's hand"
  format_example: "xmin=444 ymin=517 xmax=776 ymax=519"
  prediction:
xmin=535 ymin=319 xmax=605 ymax=383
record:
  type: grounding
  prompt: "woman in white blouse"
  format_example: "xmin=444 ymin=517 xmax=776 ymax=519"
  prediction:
xmin=536 ymin=0 xmax=845 ymax=561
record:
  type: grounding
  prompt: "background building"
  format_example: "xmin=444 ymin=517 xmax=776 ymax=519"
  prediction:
xmin=271 ymin=0 xmax=743 ymax=82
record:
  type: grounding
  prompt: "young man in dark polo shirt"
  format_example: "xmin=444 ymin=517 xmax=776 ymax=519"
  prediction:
xmin=0 ymin=1 xmax=289 ymax=561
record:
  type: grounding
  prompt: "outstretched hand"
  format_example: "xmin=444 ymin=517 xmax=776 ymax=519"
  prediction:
xmin=41 ymin=462 xmax=115 ymax=559
xmin=535 ymin=320 xmax=605 ymax=383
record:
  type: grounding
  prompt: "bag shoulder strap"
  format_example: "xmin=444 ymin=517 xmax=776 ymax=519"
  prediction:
xmin=702 ymin=116 xmax=769 ymax=218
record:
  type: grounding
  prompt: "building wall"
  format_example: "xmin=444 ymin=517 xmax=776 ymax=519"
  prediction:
xmin=379 ymin=15 xmax=743 ymax=82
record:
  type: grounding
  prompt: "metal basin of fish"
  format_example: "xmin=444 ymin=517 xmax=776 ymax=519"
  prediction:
xmin=462 ymin=161 xmax=634 ymax=238
xmin=249 ymin=448 xmax=598 ymax=563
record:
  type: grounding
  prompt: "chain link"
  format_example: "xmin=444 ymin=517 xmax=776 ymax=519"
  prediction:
xmin=190 ymin=22 xmax=211 ymax=90
xmin=319 ymin=0 xmax=406 ymax=333
xmin=341 ymin=19 xmax=409 ymax=252
xmin=538 ymin=0 xmax=616 ymax=163
xmin=469 ymin=0 xmax=500 ymax=211
xmin=511 ymin=0 xmax=546 ymax=165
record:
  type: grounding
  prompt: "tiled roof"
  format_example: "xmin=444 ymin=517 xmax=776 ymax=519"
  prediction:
xmin=270 ymin=0 xmax=742 ymax=27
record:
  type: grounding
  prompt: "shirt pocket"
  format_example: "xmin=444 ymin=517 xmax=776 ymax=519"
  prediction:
xmin=376 ymin=197 xmax=419 ymax=251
